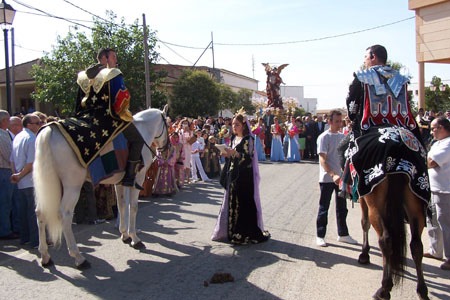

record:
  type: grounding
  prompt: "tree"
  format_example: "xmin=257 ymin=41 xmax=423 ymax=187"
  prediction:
xmin=171 ymin=69 xmax=220 ymax=117
xmin=425 ymin=76 xmax=450 ymax=113
xmin=31 ymin=11 xmax=167 ymax=116
xmin=233 ymin=89 xmax=255 ymax=115
xmin=217 ymin=84 xmax=236 ymax=113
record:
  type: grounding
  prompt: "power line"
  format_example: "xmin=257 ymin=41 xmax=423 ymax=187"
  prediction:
xmin=62 ymin=0 xmax=110 ymax=24
xmin=215 ymin=17 xmax=415 ymax=46
xmin=159 ymin=41 xmax=194 ymax=65
xmin=12 ymin=0 xmax=92 ymax=29
xmin=158 ymin=40 xmax=205 ymax=50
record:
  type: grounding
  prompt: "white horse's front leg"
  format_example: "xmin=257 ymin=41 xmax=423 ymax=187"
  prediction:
xmin=115 ymin=185 xmax=131 ymax=243
xmin=35 ymin=209 xmax=52 ymax=267
xmin=128 ymin=188 xmax=143 ymax=249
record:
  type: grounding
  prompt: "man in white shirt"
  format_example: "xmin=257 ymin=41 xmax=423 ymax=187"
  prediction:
xmin=10 ymin=114 xmax=41 ymax=247
xmin=425 ymin=116 xmax=450 ymax=270
xmin=316 ymin=110 xmax=357 ymax=247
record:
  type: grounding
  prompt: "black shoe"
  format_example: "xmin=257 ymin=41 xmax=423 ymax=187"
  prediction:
xmin=0 ymin=232 xmax=20 ymax=240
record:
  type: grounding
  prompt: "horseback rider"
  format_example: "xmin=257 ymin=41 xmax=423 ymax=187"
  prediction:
xmin=346 ymin=44 xmax=421 ymax=141
xmin=70 ymin=48 xmax=144 ymax=188
xmin=341 ymin=44 xmax=430 ymax=203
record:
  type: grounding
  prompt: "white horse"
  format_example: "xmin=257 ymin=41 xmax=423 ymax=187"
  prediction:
xmin=33 ymin=105 xmax=169 ymax=269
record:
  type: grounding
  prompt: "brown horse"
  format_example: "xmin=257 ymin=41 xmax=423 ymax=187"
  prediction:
xmin=357 ymin=173 xmax=429 ymax=300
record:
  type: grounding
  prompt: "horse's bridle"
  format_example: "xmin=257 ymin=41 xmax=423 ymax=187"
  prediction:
xmin=144 ymin=113 xmax=169 ymax=157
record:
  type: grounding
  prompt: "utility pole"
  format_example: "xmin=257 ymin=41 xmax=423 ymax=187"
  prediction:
xmin=211 ymin=31 xmax=215 ymax=70
xmin=143 ymin=14 xmax=151 ymax=108
xmin=11 ymin=27 xmax=15 ymax=112
xmin=252 ymin=54 xmax=255 ymax=79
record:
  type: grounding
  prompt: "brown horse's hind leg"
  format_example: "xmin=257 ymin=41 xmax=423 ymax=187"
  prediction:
xmin=404 ymin=190 xmax=429 ymax=300
xmin=364 ymin=180 xmax=394 ymax=300
xmin=358 ymin=197 xmax=371 ymax=264
xmin=372 ymin=219 xmax=394 ymax=300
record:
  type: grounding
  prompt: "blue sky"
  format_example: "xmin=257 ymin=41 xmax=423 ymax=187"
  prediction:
xmin=2 ymin=0 xmax=449 ymax=109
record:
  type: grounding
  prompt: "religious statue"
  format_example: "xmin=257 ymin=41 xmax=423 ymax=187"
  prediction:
xmin=262 ymin=63 xmax=289 ymax=109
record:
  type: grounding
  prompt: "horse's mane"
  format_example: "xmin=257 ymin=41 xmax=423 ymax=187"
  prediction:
xmin=133 ymin=107 xmax=161 ymax=123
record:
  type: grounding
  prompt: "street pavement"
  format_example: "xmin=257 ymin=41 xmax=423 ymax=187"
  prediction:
xmin=0 ymin=160 xmax=449 ymax=300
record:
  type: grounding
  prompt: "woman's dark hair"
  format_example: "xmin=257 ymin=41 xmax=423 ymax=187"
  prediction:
xmin=234 ymin=114 xmax=250 ymax=136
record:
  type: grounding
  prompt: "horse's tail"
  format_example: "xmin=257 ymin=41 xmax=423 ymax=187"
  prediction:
xmin=386 ymin=174 xmax=407 ymax=284
xmin=34 ymin=126 xmax=63 ymax=245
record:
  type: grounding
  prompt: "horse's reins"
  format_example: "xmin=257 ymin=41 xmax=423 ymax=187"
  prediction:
xmin=143 ymin=113 xmax=169 ymax=159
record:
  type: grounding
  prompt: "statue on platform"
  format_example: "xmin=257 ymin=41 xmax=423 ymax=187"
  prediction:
xmin=262 ymin=63 xmax=289 ymax=109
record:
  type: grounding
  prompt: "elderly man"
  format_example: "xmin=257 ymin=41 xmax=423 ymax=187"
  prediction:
xmin=8 ymin=116 xmax=23 ymax=138
xmin=8 ymin=115 xmax=23 ymax=235
xmin=0 ymin=110 xmax=18 ymax=240
xmin=10 ymin=113 xmax=41 ymax=247
xmin=425 ymin=116 xmax=450 ymax=270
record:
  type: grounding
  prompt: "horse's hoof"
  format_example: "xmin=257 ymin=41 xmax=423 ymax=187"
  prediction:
xmin=131 ymin=241 xmax=145 ymax=249
xmin=76 ymin=260 xmax=91 ymax=270
xmin=42 ymin=258 xmax=54 ymax=268
xmin=122 ymin=237 xmax=132 ymax=244
xmin=373 ymin=288 xmax=390 ymax=300
xmin=358 ymin=254 xmax=370 ymax=265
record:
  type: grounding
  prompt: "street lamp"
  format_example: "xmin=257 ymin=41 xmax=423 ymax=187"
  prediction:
xmin=0 ymin=0 xmax=15 ymax=114
xmin=430 ymin=83 xmax=447 ymax=111
xmin=430 ymin=83 xmax=446 ymax=92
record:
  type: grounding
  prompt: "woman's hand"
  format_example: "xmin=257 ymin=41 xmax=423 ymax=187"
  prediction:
xmin=225 ymin=148 xmax=240 ymax=159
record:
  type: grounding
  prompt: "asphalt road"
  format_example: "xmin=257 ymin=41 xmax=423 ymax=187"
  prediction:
xmin=0 ymin=160 xmax=449 ymax=300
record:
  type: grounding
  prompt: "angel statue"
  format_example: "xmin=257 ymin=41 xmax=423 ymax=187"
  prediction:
xmin=262 ymin=63 xmax=289 ymax=109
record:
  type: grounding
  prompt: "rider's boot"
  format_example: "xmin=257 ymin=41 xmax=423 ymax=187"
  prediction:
xmin=122 ymin=160 xmax=144 ymax=190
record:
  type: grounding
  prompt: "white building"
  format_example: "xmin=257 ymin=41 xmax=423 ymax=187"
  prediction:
xmin=280 ymin=85 xmax=317 ymax=115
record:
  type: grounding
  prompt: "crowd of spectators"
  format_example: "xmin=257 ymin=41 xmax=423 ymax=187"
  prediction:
xmin=2 ymin=108 xmax=450 ymax=266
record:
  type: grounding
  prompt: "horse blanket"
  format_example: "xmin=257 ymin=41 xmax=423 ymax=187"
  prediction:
xmin=346 ymin=124 xmax=430 ymax=205
xmin=45 ymin=122 xmax=128 ymax=186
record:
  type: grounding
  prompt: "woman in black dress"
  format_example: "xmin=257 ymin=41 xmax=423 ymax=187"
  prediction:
xmin=211 ymin=113 xmax=270 ymax=244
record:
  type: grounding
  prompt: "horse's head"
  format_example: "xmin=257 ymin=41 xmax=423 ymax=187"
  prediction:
xmin=153 ymin=104 xmax=169 ymax=151
xmin=133 ymin=105 xmax=169 ymax=156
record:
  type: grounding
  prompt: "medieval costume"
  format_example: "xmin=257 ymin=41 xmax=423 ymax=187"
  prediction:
xmin=212 ymin=115 xmax=270 ymax=245
xmin=170 ymin=133 xmax=185 ymax=189
xmin=345 ymin=65 xmax=430 ymax=203
xmin=153 ymin=145 xmax=177 ymax=196
xmin=54 ymin=63 xmax=143 ymax=186
xmin=203 ymin=136 xmax=221 ymax=179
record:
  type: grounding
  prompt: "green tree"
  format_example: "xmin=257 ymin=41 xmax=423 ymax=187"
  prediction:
xmin=425 ymin=76 xmax=450 ymax=113
xmin=31 ymin=11 xmax=166 ymax=116
xmin=233 ymin=89 xmax=255 ymax=115
xmin=171 ymin=69 xmax=220 ymax=117
xmin=217 ymin=84 xmax=236 ymax=113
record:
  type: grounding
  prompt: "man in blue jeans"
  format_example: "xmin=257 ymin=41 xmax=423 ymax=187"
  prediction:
xmin=315 ymin=110 xmax=357 ymax=247
xmin=0 ymin=110 xmax=18 ymax=240
xmin=10 ymin=114 xmax=40 ymax=248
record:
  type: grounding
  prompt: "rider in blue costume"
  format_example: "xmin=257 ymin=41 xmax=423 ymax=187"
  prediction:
xmin=343 ymin=45 xmax=430 ymax=204
xmin=58 ymin=48 xmax=144 ymax=188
